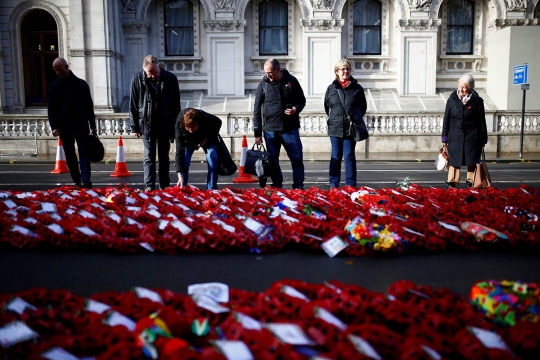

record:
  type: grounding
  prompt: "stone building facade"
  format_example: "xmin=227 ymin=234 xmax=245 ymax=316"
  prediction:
xmin=0 ymin=0 xmax=538 ymax=115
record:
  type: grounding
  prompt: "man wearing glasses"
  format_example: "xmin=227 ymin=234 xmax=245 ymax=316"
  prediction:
xmin=253 ymin=59 xmax=306 ymax=189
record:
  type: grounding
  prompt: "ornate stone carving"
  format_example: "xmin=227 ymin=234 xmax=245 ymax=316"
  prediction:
xmin=300 ymin=19 xmax=344 ymax=31
xmin=504 ymin=0 xmax=527 ymax=11
xmin=398 ymin=19 xmax=441 ymax=31
xmin=312 ymin=0 xmax=333 ymax=10
xmin=488 ymin=17 xmax=538 ymax=31
xmin=214 ymin=0 xmax=236 ymax=10
xmin=122 ymin=0 xmax=139 ymax=11
xmin=203 ymin=20 xmax=247 ymax=32
xmin=122 ymin=22 xmax=151 ymax=33
xmin=408 ymin=0 xmax=432 ymax=10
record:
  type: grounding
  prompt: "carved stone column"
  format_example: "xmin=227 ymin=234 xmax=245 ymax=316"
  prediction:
xmin=203 ymin=20 xmax=247 ymax=97
xmin=300 ymin=18 xmax=345 ymax=95
xmin=397 ymin=19 xmax=441 ymax=96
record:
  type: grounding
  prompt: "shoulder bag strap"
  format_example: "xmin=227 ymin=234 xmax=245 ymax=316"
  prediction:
xmin=336 ymin=89 xmax=351 ymax=121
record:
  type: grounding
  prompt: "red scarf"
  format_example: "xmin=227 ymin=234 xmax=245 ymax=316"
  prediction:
xmin=339 ymin=79 xmax=350 ymax=89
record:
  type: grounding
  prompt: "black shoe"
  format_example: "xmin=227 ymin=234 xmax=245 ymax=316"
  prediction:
xmin=445 ymin=181 xmax=457 ymax=188
xmin=466 ymin=181 xmax=473 ymax=188
xmin=80 ymin=181 xmax=92 ymax=189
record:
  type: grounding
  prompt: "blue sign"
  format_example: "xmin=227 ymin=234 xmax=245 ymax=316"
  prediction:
xmin=513 ymin=64 xmax=528 ymax=85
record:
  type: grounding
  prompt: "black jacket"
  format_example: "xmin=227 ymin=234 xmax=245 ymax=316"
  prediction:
xmin=324 ymin=76 xmax=367 ymax=138
xmin=442 ymin=90 xmax=488 ymax=167
xmin=129 ymin=68 xmax=181 ymax=140
xmin=47 ymin=71 xmax=95 ymax=134
xmin=175 ymin=108 xmax=222 ymax=173
xmin=253 ymin=69 xmax=306 ymax=137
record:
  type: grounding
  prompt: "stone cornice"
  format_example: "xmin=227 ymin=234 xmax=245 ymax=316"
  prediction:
xmin=488 ymin=18 xmax=538 ymax=31
xmin=398 ymin=19 xmax=441 ymax=31
xmin=70 ymin=49 xmax=123 ymax=60
xmin=300 ymin=19 xmax=345 ymax=31
xmin=203 ymin=20 xmax=246 ymax=32
xmin=121 ymin=21 xmax=151 ymax=34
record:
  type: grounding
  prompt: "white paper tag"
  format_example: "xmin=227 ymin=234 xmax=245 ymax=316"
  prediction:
xmin=140 ymin=242 xmax=154 ymax=252
xmin=175 ymin=203 xmax=191 ymax=211
xmin=421 ymin=345 xmax=442 ymax=360
xmin=243 ymin=218 xmax=265 ymax=234
xmin=152 ymin=195 xmax=162 ymax=203
xmin=3 ymin=200 xmax=17 ymax=209
xmin=192 ymin=295 xmax=230 ymax=314
xmin=281 ymin=213 xmax=299 ymax=223
xmin=104 ymin=311 xmax=136 ymax=331
xmin=50 ymin=213 xmax=62 ymax=221
xmin=78 ymin=210 xmax=96 ymax=219
xmin=41 ymin=346 xmax=82 ymax=360
xmin=75 ymin=227 xmax=98 ymax=237
xmin=281 ymin=285 xmax=309 ymax=301
xmin=85 ymin=299 xmax=110 ymax=314
xmin=107 ymin=212 xmax=121 ymax=223
xmin=24 ymin=217 xmax=38 ymax=224
xmin=0 ymin=191 xmax=10 ymax=198
xmin=0 ymin=321 xmax=39 ymax=348
xmin=469 ymin=327 xmax=512 ymax=351
xmin=438 ymin=221 xmax=461 ymax=233
xmin=138 ymin=192 xmax=149 ymax=200
xmin=402 ymin=227 xmax=426 ymax=237
xmin=47 ymin=224 xmax=64 ymax=235
xmin=212 ymin=219 xmax=236 ymax=233
xmin=10 ymin=225 xmax=36 ymax=238
xmin=40 ymin=202 xmax=58 ymax=212
xmin=157 ymin=220 xmax=169 ymax=230
xmin=91 ymin=203 xmax=105 ymax=211
xmin=234 ymin=312 xmax=262 ymax=331
xmin=60 ymin=194 xmax=73 ymax=200
xmin=134 ymin=287 xmax=163 ymax=304
xmin=65 ymin=208 xmax=75 ymax=215
xmin=126 ymin=206 xmax=141 ymax=212
xmin=146 ymin=209 xmax=162 ymax=218
xmin=125 ymin=217 xmax=142 ymax=228
xmin=315 ymin=307 xmax=347 ymax=331
xmin=265 ymin=323 xmax=315 ymax=345
xmin=85 ymin=190 xmax=98 ymax=198
xmin=5 ymin=297 xmax=37 ymax=315
xmin=164 ymin=213 xmax=178 ymax=220
xmin=170 ymin=220 xmax=192 ymax=234
xmin=5 ymin=209 xmax=17 ymax=218
xmin=188 ymin=282 xmax=229 ymax=303
xmin=125 ymin=196 xmax=136 ymax=204
xmin=348 ymin=334 xmax=382 ymax=359
xmin=321 ymin=236 xmax=349 ymax=258
xmin=213 ymin=340 xmax=253 ymax=360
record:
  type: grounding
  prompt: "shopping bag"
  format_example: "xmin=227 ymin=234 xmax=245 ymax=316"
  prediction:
xmin=87 ymin=133 xmax=104 ymax=162
xmin=245 ymin=144 xmax=272 ymax=177
xmin=473 ymin=150 xmax=491 ymax=189
xmin=435 ymin=145 xmax=449 ymax=171
xmin=216 ymin=135 xmax=237 ymax=176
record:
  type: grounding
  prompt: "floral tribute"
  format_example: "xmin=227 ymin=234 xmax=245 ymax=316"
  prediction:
xmin=0 ymin=184 xmax=538 ymax=256
xmin=2 ymin=280 xmax=540 ymax=359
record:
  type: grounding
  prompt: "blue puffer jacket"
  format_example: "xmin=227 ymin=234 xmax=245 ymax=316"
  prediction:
xmin=253 ymin=69 xmax=306 ymax=137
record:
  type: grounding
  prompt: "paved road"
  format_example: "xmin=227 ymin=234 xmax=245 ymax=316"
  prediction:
xmin=1 ymin=161 xmax=539 ymax=298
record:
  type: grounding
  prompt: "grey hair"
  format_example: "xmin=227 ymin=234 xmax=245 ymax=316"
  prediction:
xmin=458 ymin=74 xmax=475 ymax=89
xmin=142 ymin=55 xmax=159 ymax=69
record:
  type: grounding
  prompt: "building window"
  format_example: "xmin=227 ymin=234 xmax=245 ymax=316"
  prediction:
xmin=164 ymin=0 xmax=194 ymax=56
xmin=353 ymin=0 xmax=381 ymax=55
xmin=446 ymin=0 xmax=473 ymax=54
xmin=21 ymin=10 xmax=58 ymax=106
xmin=259 ymin=0 xmax=288 ymax=55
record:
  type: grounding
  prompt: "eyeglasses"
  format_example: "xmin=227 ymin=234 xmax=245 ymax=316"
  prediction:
xmin=265 ymin=68 xmax=276 ymax=76
xmin=338 ymin=68 xmax=350 ymax=72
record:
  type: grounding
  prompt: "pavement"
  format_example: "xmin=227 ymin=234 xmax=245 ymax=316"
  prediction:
xmin=1 ymin=151 xmax=539 ymax=164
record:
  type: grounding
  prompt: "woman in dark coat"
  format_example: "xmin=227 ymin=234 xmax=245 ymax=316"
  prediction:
xmin=175 ymin=108 xmax=222 ymax=189
xmin=324 ymin=59 xmax=367 ymax=188
xmin=442 ymin=74 xmax=488 ymax=188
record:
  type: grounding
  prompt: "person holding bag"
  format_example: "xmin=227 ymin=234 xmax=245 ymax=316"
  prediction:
xmin=175 ymin=108 xmax=222 ymax=189
xmin=324 ymin=59 xmax=367 ymax=188
xmin=441 ymin=74 xmax=488 ymax=188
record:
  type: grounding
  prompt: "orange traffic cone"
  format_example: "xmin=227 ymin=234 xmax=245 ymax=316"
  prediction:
xmin=233 ymin=135 xmax=258 ymax=183
xmin=51 ymin=137 xmax=69 ymax=173
xmin=110 ymin=136 xmax=132 ymax=177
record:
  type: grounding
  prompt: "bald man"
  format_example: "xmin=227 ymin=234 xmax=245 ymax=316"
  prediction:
xmin=48 ymin=57 xmax=97 ymax=188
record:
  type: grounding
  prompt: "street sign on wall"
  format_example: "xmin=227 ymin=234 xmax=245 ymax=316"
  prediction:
xmin=513 ymin=64 xmax=528 ymax=85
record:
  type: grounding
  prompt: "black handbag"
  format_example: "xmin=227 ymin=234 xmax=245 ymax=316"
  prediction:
xmin=216 ymin=135 xmax=237 ymax=176
xmin=337 ymin=89 xmax=369 ymax=142
xmin=245 ymin=144 xmax=272 ymax=178
xmin=87 ymin=133 xmax=104 ymax=162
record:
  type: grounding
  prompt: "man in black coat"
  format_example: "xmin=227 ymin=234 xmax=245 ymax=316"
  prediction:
xmin=175 ymin=108 xmax=222 ymax=189
xmin=130 ymin=55 xmax=181 ymax=191
xmin=48 ymin=57 xmax=96 ymax=189
xmin=253 ymin=59 xmax=306 ymax=189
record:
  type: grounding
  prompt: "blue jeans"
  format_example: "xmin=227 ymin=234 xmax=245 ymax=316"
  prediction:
xmin=143 ymin=137 xmax=171 ymax=190
xmin=181 ymin=144 xmax=218 ymax=190
xmin=329 ymin=136 xmax=357 ymax=187
xmin=264 ymin=129 xmax=304 ymax=189
xmin=60 ymin=130 xmax=91 ymax=184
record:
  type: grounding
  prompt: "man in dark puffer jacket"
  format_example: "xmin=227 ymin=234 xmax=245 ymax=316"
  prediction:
xmin=253 ymin=59 xmax=306 ymax=189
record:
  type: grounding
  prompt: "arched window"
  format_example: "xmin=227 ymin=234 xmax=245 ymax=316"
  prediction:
xmin=259 ymin=0 xmax=288 ymax=55
xmin=21 ymin=10 xmax=58 ymax=106
xmin=164 ymin=0 xmax=194 ymax=56
xmin=446 ymin=0 xmax=473 ymax=54
xmin=353 ymin=0 xmax=381 ymax=55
